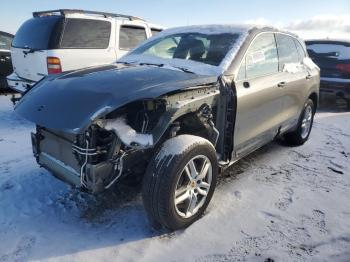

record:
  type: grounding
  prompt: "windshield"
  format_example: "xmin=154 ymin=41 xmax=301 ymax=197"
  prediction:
xmin=12 ymin=16 xmax=63 ymax=50
xmin=128 ymin=32 xmax=240 ymax=66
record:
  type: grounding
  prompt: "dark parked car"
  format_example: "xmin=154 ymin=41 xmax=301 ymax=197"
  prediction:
xmin=306 ymin=40 xmax=350 ymax=108
xmin=0 ymin=31 xmax=14 ymax=91
xmin=15 ymin=25 xmax=319 ymax=230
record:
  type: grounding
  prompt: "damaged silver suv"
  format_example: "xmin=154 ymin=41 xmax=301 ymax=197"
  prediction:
xmin=15 ymin=25 xmax=320 ymax=230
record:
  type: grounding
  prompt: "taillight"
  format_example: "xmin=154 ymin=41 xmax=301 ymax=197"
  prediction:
xmin=47 ymin=57 xmax=62 ymax=74
xmin=336 ymin=64 xmax=350 ymax=74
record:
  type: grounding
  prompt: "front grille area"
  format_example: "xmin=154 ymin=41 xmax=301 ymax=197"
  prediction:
xmin=39 ymin=129 xmax=81 ymax=174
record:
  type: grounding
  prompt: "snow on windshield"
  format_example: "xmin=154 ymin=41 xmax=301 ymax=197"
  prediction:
xmin=119 ymin=25 xmax=250 ymax=76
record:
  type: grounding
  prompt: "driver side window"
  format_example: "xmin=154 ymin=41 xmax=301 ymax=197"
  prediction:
xmin=237 ymin=33 xmax=278 ymax=80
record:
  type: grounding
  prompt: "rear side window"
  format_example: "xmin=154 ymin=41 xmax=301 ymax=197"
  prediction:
xmin=151 ymin=28 xmax=162 ymax=36
xmin=242 ymin=33 xmax=279 ymax=79
xmin=60 ymin=19 xmax=111 ymax=49
xmin=119 ymin=26 xmax=147 ymax=50
xmin=0 ymin=33 xmax=13 ymax=50
xmin=12 ymin=16 xmax=63 ymax=49
xmin=276 ymin=34 xmax=299 ymax=67
xmin=294 ymin=39 xmax=306 ymax=62
xmin=306 ymin=42 xmax=350 ymax=60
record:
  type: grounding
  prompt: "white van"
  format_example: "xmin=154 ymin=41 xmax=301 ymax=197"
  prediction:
xmin=7 ymin=9 xmax=164 ymax=93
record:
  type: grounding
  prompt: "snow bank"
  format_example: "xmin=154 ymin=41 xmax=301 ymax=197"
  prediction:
xmin=104 ymin=117 xmax=153 ymax=147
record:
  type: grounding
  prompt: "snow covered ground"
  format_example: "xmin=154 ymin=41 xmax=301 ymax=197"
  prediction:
xmin=0 ymin=95 xmax=349 ymax=262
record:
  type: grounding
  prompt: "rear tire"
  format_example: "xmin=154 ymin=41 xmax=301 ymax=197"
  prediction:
xmin=142 ymin=135 xmax=218 ymax=230
xmin=284 ymin=99 xmax=315 ymax=146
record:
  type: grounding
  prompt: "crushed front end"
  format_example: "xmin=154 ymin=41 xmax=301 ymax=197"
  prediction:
xmin=31 ymin=125 xmax=126 ymax=193
xmin=29 ymin=85 xmax=221 ymax=194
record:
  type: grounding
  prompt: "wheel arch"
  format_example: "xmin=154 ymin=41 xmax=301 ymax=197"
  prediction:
xmin=308 ymin=92 xmax=318 ymax=111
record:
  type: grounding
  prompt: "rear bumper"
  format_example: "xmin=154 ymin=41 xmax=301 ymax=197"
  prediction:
xmin=320 ymin=77 xmax=350 ymax=99
xmin=7 ymin=73 xmax=37 ymax=93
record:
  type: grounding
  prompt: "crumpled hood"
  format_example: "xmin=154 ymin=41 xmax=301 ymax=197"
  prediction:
xmin=15 ymin=64 xmax=217 ymax=133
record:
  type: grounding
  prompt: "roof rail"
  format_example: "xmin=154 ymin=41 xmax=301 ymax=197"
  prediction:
xmin=32 ymin=9 xmax=145 ymax=21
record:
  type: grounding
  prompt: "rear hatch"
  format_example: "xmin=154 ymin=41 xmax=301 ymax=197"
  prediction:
xmin=306 ymin=41 xmax=350 ymax=80
xmin=11 ymin=16 xmax=63 ymax=81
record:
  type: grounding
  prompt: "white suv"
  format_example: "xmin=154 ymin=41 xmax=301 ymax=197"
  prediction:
xmin=7 ymin=9 xmax=163 ymax=93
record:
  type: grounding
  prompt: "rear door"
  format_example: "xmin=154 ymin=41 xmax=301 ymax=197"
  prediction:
xmin=117 ymin=21 xmax=148 ymax=58
xmin=275 ymin=34 xmax=310 ymax=130
xmin=234 ymin=32 xmax=285 ymax=157
xmin=50 ymin=17 xmax=116 ymax=72
xmin=0 ymin=32 xmax=13 ymax=78
xmin=11 ymin=16 xmax=62 ymax=81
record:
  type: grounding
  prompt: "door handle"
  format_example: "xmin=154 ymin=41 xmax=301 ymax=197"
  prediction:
xmin=277 ymin=81 xmax=287 ymax=87
xmin=306 ymin=74 xmax=312 ymax=80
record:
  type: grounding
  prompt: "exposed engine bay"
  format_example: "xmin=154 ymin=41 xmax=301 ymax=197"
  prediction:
xmin=31 ymin=85 xmax=226 ymax=193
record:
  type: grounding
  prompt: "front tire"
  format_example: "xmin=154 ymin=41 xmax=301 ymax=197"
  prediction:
xmin=284 ymin=99 xmax=315 ymax=146
xmin=142 ymin=135 xmax=218 ymax=230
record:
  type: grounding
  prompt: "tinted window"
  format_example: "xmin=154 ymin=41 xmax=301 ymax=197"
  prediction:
xmin=60 ymin=19 xmax=111 ymax=49
xmin=306 ymin=42 xmax=350 ymax=60
xmin=119 ymin=26 xmax=147 ymax=50
xmin=130 ymin=33 xmax=239 ymax=66
xmin=151 ymin=28 xmax=162 ymax=36
xmin=244 ymin=33 xmax=278 ymax=79
xmin=276 ymin=34 xmax=299 ymax=68
xmin=12 ymin=17 xmax=63 ymax=49
xmin=0 ymin=33 xmax=13 ymax=50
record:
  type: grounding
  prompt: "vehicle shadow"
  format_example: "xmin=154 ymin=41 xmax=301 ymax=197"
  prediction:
xmin=317 ymin=96 xmax=350 ymax=113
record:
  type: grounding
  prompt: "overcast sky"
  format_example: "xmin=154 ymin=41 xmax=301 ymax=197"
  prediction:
xmin=1 ymin=0 xmax=349 ymax=39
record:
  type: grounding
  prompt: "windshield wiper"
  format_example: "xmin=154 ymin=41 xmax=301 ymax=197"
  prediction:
xmin=139 ymin=62 xmax=164 ymax=67
xmin=116 ymin=61 xmax=136 ymax=65
xmin=22 ymin=48 xmax=42 ymax=55
xmin=170 ymin=65 xmax=195 ymax=74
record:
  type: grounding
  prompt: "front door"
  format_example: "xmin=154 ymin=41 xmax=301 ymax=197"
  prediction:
xmin=233 ymin=32 xmax=286 ymax=158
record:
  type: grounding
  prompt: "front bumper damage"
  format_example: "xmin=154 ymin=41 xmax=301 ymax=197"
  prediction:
xmin=31 ymin=128 xmax=117 ymax=193
xmin=30 ymin=85 xmax=220 ymax=194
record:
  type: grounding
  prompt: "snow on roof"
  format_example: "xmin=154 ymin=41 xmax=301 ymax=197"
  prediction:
xmin=153 ymin=24 xmax=253 ymax=36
